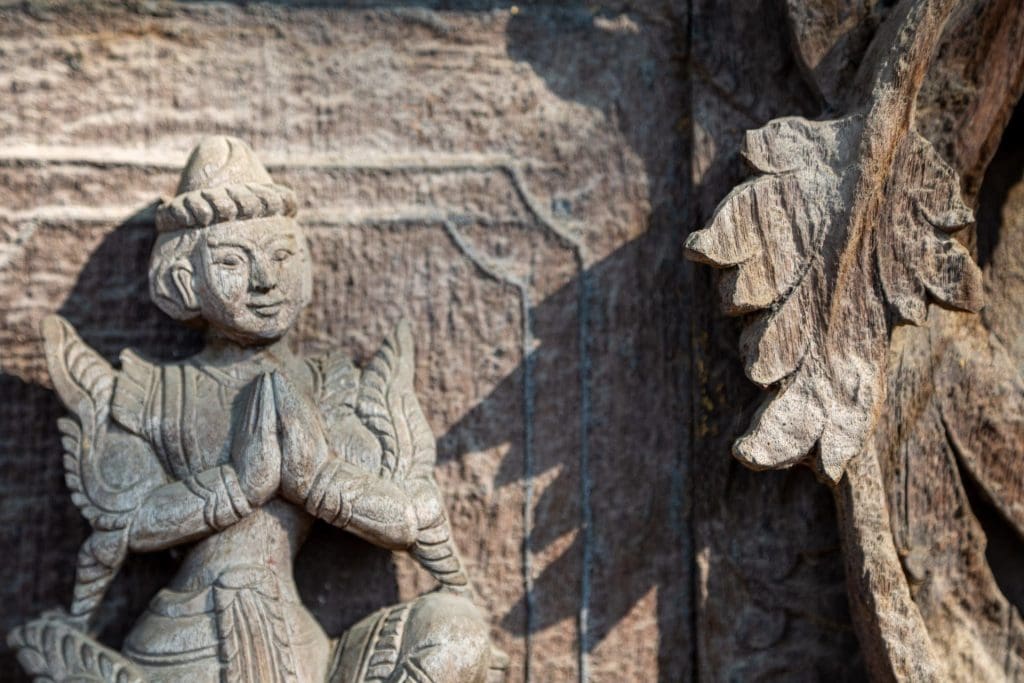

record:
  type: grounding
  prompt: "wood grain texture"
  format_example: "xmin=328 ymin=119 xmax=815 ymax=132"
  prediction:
xmin=867 ymin=101 xmax=1024 ymax=682
xmin=686 ymin=0 xmax=982 ymax=483
xmin=2 ymin=1 xmax=1022 ymax=681
xmin=690 ymin=0 xmax=1024 ymax=679
xmin=0 ymin=2 xmax=690 ymax=681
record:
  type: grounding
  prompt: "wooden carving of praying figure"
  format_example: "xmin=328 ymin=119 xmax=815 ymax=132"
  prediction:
xmin=8 ymin=136 xmax=508 ymax=683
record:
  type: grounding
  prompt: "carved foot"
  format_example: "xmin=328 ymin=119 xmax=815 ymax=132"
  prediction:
xmin=8 ymin=612 xmax=145 ymax=683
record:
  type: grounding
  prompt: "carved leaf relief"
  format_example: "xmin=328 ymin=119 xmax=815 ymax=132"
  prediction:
xmin=878 ymin=130 xmax=981 ymax=325
xmin=686 ymin=113 xmax=981 ymax=482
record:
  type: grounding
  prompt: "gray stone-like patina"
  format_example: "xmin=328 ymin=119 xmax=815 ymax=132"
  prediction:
xmin=8 ymin=136 xmax=506 ymax=683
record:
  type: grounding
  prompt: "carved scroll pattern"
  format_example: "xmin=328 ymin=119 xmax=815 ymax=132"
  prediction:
xmin=688 ymin=0 xmax=1024 ymax=679
xmin=685 ymin=0 xmax=981 ymax=483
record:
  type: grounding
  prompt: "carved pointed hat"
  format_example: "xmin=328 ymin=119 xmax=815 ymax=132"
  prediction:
xmin=155 ymin=136 xmax=297 ymax=233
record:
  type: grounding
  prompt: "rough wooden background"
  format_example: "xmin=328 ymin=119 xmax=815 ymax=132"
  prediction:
xmin=0 ymin=2 xmax=1021 ymax=682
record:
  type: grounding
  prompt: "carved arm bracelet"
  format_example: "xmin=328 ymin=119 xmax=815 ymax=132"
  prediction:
xmin=129 ymin=465 xmax=253 ymax=552
xmin=301 ymin=459 xmax=417 ymax=550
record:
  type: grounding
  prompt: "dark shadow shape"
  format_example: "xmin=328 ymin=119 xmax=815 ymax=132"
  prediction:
xmin=0 ymin=373 xmax=81 ymax=676
xmin=295 ymin=524 xmax=401 ymax=636
xmin=962 ymin=94 xmax=1024 ymax=614
xmin=976 ymin=97 xmax=1024 ymax=268
xmin=436 ymin=224 xmax=693 ymax=654
xmin=55 ymin=203 xmax=202 ymax=365
xmin=958 ymin=456 xmax=1024 ymax=617
xmin=430 ymin=6 xmax=694 ymax=680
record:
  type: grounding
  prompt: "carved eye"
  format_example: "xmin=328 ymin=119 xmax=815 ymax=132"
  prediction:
xmin=215 ymin=254 xmax=243 ymax=268
xmin=272 ymin=249 xmax=294 ymax=262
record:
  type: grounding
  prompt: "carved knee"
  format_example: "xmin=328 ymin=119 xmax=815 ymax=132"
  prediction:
xmin=395 ymin=593 xmax=491 ymax=683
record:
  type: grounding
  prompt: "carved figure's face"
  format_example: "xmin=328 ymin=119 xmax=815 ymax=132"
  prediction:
xmin=188 ymin=217 xmax=312 ymax=344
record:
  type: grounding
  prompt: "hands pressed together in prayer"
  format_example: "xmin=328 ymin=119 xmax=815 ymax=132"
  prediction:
xmin=230 ymin=371 xmax=445 ymax=547
xmin=231 ymin=372 xmax=281 ymax=507
xmin=230 ymin=370 xmax=340 ymax=508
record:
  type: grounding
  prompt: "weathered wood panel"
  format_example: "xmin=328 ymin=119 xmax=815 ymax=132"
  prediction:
xmin=3 ymin=2 xmax=1023 ymax=682
xmin=0 ymin=3 xmax=690 ymax=681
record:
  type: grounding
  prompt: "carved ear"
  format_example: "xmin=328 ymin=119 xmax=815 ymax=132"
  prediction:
xmin=171 ymin=263 xmax=199 ymax=313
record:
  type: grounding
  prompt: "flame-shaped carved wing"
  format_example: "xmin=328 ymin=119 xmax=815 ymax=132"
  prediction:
xmin=41 ymin=315 xmax=161 ymax=622
xmin=356 ymin=320 xmax=474 ymax=596
xmin=43 ymin=316 xmax=116 ymax=526
xmin=356 ymin=320 xmax=436 ymax=482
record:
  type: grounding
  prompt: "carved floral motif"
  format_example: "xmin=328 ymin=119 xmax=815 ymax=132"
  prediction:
xmin=686 ymin=0 xmax=982 ymax=482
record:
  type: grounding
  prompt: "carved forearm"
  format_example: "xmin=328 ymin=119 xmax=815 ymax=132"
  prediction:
xmin=273 ymin=368 xmax=415 ymax=547
xmin=128 ymin=465 xmax=252 ymax=552
xmin=294 ymin=458 xmax=417 ymax=550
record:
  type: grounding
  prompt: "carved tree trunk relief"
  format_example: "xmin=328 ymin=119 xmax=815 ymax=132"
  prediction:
xmin=690 ymin=0 xmax=1024 ymax=680
xmin=0 ymin=1 xmax=1022 ymax=682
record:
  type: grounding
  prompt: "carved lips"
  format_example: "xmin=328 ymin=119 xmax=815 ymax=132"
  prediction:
xmin=248 ymin=298 xmax=287 ymax=317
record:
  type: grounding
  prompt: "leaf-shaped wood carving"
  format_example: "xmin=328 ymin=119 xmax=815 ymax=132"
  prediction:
xmin=686 ymin=0 xmax=982 ymax=482
xmin=8 ymin=616 xmax=145 ymax=683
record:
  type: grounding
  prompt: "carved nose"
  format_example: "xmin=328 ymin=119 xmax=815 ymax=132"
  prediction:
xmin=250 ymin=259 xmax=277 ymax=292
